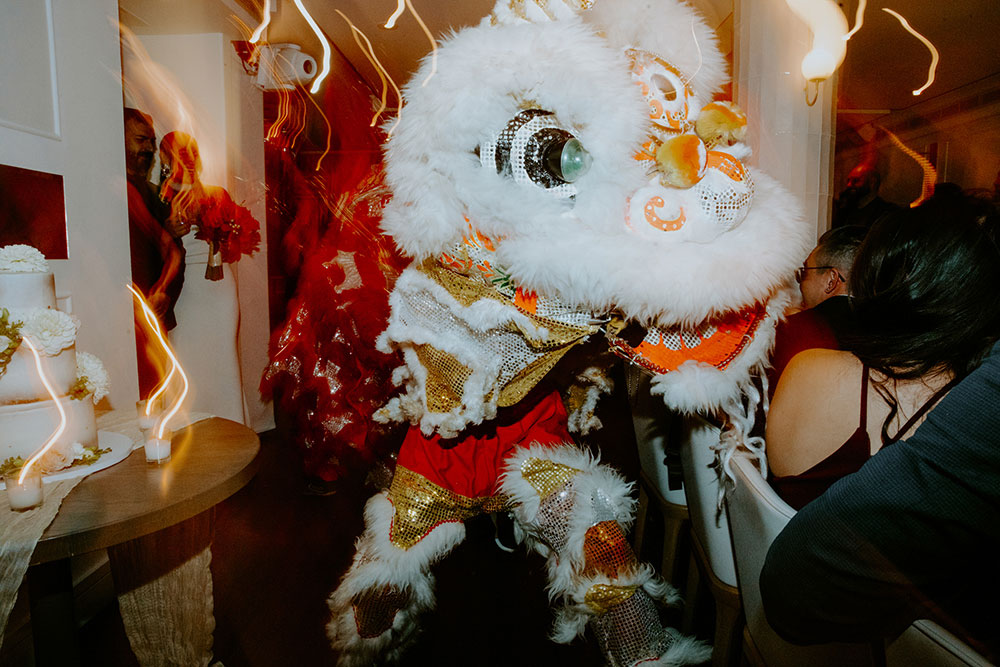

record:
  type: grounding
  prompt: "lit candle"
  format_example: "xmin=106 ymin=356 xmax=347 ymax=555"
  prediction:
xmin=136 ymin=399 xmax=160 ymax=437
xmin=5 ymin=469 xmax=44 ymax=511
xmin=144 ymin=435 xmax=172 ymax=464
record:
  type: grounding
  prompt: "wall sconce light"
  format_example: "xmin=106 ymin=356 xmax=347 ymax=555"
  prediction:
xmin=785 ymin=0 xmax=849 ymax=105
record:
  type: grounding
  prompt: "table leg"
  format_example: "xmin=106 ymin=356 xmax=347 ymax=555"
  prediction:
xmin=108 ymin=509 xmax=216 ymax=667
xmin=27 ymin=558 xmax=82 ymax=666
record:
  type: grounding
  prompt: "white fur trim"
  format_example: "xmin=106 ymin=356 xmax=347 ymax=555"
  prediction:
xmin=647 ymin=286 xmax=793 ymax=414
xmin=382 ymin=15 xmax=648 ymax=261
xmin=584 ymin=0 xmax=729 ymax=103
xmin=651 ymin=633 xmax=715 ymax=666
xmin=499 ymin=169 xmax=810 ymax=327
xmin=501 ymin=444 xmax=637 ymax=599
xmin=326 ymin=493 xmax=466 ymax=664
xmin=379 ymin=265 xmax=562 ymax=437
xmin=551 ymin=564 xmax=682 ymax=643
xmin=566 ymin=366 xmax=614 ymax=435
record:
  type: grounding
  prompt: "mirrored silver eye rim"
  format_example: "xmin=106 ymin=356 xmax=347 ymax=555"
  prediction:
xmin=476 ymin=108 xmax=591 ymax=193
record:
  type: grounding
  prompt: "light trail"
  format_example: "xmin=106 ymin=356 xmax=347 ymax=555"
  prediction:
xmin=882 ymin=8 xmax=939 ymax=96
xmin=384 ymin=0 xmax=406 ymax=29
xmin=844 ymin=0 xmax=866 ymax=40
xmin=250 ymin=0 xmax=271 ymax=43
xmin=335 ymin=9 xmax=402 ymax=135
xmin=293 ymin=0 xmax=332 ymax=94
xmin=17 ymin=337 xmax=67 ymax=485
xmin=128 ymin=284 xmax=190 ymax=440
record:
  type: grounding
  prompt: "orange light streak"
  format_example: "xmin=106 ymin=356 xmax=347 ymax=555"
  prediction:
xmin=266 ymin=90 xmax=291 ymax=143
xmin=18 ymin=337 xmax=68 ymax=485
xmin=844 ymin=0 xmax=866 ymax=40
xmin=250 ymin=0 xmax=271 ymax=43
xmin=405 ymin=1 xmax=438 ymax=88
xmin=880 ymin=126 xmax=936 ymax=208
xmin=292 ymin=0 xmax=332 ymax=94
xmin=882 ymin=8 xmax=938 ymax=96
xmin=335 ymin=9 xmax=402 ymax=135
xmin=128 ymin=284 xmax=190 ymax=440
xmin=384 ymin=0 xmax=406 ymax=29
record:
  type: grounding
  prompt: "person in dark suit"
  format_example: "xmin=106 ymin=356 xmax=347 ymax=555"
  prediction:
xmin=124 ymin=107 xmax=184 ymax=397
xmin=833 ymin=161 xmax=899 ymax=229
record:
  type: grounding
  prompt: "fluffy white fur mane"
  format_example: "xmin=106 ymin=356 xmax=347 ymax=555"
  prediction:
xmin=381 ymin=15 xmax=647 ymax=260
xmin=584 ymin=0 xmax=729 ymax=103
xmin=382 ymin=0 xmax=811 ymax=327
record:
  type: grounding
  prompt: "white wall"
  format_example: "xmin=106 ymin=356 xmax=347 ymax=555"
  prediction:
xmin=734 ymin=0 xmax=837 ymax=241
xmin=125 ymin=29 xmax=272 ymax=432
xmin=0 ymin=0 xmax=138 ymax=408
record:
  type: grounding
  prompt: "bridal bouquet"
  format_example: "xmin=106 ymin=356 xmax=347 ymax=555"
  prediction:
xmin=196 ymin=196 xmax=261 ymax=280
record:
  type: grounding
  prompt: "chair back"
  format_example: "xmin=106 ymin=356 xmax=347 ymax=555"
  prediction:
xmin=886 ymin=620 xmax=993 ymax=667
xmin=726 ymin=452 xmax=875 ymax=666
xmin=627 ymin=368 xmax=687 ymax=506
xmin=678 ymin=414 xmax=737 ymax=587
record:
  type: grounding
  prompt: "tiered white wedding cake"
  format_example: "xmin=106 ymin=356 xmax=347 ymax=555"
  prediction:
xmin=0 ymin=245 xmax=109 ymax=473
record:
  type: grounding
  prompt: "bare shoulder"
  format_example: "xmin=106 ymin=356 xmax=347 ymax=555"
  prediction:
xmin=782 ymin=348 xmax=860 ymax=382
xmin=767 ymin=349 xmax=863 ymax=476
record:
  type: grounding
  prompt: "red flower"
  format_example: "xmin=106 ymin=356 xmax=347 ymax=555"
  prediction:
xmin=195 ymin=195 xmax=261 ymax=263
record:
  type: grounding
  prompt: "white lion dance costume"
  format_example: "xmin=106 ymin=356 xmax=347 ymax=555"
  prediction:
xmin=327 ymin=1 xmax=809 ymax=665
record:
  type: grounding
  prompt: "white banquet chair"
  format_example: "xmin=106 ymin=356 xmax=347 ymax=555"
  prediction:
xmin=678 ymin=414 xmax=741 ymax=667
xmin=725 ymin=451 xmax=877 ymax=666
xmin=626 ymin=367 xmax=689 ymax=585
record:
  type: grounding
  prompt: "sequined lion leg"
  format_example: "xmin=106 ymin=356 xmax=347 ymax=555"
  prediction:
xmin=326 ymin=481 xmax=466 ymax=666
xmin=501 ymin=444 xmax=711 ymax=667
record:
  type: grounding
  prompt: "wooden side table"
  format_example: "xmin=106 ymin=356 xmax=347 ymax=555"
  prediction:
xmin=27 ymin=418 xmax=260 ymax=666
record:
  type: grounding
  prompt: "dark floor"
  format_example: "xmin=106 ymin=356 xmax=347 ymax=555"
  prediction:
xmin=74 ymin=378 xmax=706 ymax=666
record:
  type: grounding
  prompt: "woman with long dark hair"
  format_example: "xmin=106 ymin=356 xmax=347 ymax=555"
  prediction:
xmin=766 ymin=195 xmax=1000 ymax=509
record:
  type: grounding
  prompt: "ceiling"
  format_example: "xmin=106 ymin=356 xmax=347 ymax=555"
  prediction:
xmin=246 ymin=0 xmax=495 ymax=94
xmin=122 ymin=0 xmax=1000 ymax=132
xmin=837 ymin=0 xmax=1000 ymax=113
xmin=236 ymin=0 xmax=733 ymax=100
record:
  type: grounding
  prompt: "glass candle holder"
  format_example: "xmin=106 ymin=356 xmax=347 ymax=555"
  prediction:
xmin=5 ymin=468 xmax=44 ymax=512
xmin=136 ymin=397 xmax=163 ymax=437
xmin=144 ymin=428 xmax=172 ymax=464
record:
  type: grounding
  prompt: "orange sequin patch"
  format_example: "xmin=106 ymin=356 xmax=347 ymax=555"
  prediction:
xmin=609 ymin=301 xmax=767 ymax=374
xmin=582 ymin=520 xmax=638 ymax=579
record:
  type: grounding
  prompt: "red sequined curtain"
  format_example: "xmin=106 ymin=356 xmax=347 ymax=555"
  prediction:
xmin=261 ymin=41 xmax=406 ymax=484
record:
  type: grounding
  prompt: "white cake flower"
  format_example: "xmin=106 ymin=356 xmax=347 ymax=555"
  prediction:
xmin=18 ymin=309 xmax=79 ymax=356
xmin=0 ymin=245 xmax=49 ymax=273
xmin=76 ymin=351 xmax=110 ymax=403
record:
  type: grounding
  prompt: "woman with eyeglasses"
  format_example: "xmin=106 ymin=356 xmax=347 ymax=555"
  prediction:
xmin=764 ymin=195 xmax=1000 ymax=509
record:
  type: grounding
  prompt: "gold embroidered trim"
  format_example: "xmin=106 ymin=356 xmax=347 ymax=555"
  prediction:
xmin=520 ymin=457 xmax=581 ymax=500
xmin=388 ymin=466 xmax=512 ymax=549
xmin=584 ymin=583 xmax=639 ymax=615
xmin=414 ymin=344 xmax=473 ymax=414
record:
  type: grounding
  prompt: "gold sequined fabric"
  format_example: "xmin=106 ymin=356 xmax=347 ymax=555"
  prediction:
xmin=584 ymin=583 xmax=638 ymax=615
xmin=520 ymin=457 xmax=581 ymax=499
xmin=582 ymin=521 xmax=637 ymax=579
xmin=389 ymin=260 xmax=598 ymax=417
xmin=413 ymin=344 xmax=474 ymax=414
xmin=424 ymin=259 xmax=597 ymax=343
xmin=589 ymin=588 xmax=675 ymax=667
xmin=388 ymin=466 xmax=511 ymax=550
xmin=352 ymin=585 xmax=410 ymax=638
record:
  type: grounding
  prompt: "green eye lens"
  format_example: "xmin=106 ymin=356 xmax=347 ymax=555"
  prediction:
xmin=559 ymin=138 xmax=592 ymax=183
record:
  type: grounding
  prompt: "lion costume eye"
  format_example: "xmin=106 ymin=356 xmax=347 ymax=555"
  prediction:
xmin=478 ymin=109 xmax=592 ymax=199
